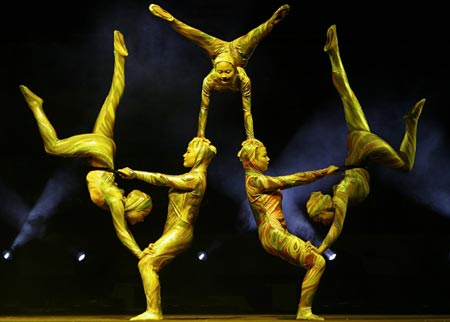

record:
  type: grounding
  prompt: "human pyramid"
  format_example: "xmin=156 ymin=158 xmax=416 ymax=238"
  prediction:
xmin=20 ymin=3 xmax=425 ymax=321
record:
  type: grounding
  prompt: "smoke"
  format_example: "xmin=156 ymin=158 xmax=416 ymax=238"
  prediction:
xmin=10 ymin=2 xmax=448 ymax=249
xmin=0 ymin=182 xmax=30 ymax=230
xmin=377 ymin=118 xmax=450 ymax=217
xmin=222 ymin=98 xmax=449 ymax=245
xmin=267 ymin=105 xmax=346 ymax=240
xmin=10 ymin=164 xmax=81 ymax=251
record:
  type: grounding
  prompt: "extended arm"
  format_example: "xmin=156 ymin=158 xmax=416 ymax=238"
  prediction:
xmin=119 ymin=167 xmax=198 ymax=191
xmin=316 ymin=189 xmax=347 ymax=254
xmin=105 ymin=192 xmax=143 ymax=259
xmin=238 ymin=68 xmax=254 ymax=139
xmin=197 ymin=76 xmax=211 ymax=138
xmin=255 ymin=166 xmax=339 ymax=192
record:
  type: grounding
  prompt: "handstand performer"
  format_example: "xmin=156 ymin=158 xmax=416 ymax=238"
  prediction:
xmin=20 ymin=30 xmax=152 ymax=259
xmin=306 ymin=25 xmax=425 ymax=255
xmin=149 ymin=3 xmax=290 ymax=139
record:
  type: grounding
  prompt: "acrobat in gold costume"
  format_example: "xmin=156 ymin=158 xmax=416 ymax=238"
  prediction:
xmin=20 ymin=30 xmax=152 ymax=260
xmin=306 ymin=25 xmax=425 ymax=255
xmin=118 ymin=137 xmax=217 ymax=321
xmin=148 ymin=3 xmax=290 ymax=139
xmin=238 ymin=139 xmax=339 ymax=320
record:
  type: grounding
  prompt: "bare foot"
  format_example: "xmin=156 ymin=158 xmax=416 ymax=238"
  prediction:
xmin=130 ymin=311 xmax=163 ymax=321
xmin=404 ymin=98 xmax=425 ymax=121
xmin=324 ymin=24 xmax=338 ymax=53
xmin=149 ymin=4 xmax=174 ymax=22
xmin=113 ymin=30 xmax=128 ymax=57
xmin=296 ymin=312 xmax=325 ymax=320
xmin=19 ymin=85 xmax=43 ymax=110
xmin=271 ymin=4 xmax=290 ymax=25
xmin=297 ymin=307 xmax=325 ymax=321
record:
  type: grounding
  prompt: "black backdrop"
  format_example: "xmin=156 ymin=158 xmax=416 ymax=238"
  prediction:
xmin=1 ymin=0 xmax=449 ymax=315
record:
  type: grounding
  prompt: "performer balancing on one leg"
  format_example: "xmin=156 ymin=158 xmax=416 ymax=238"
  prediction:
xmin=238 ymin=138 xmax=339 ymax=320
xmin=118 ymin=137 xmax=217 ymax=321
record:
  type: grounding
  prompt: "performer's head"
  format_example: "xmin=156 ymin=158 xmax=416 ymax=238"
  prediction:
xmin=307 ymin=191 xmax=335 ymax=225
xmin=184 ymin=137 xmax=217 ymax=168
xmin=213 ymin=53 xmax=236 ymax=85
xmin=237 ymin=138 xmax=269 ymax=173
xmin=124 ymin=189 xmax=153 ymax=225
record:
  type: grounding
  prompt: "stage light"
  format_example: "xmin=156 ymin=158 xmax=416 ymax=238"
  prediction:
xmin=324 ymin=249 xmax=336 ymax=261
xmin=76 ymin=251 xmax=86 ymax=262
xmin=2 ymin=250 xmax=12 ymax=261
xmin=197 ymin=251 xmax=208 ymax=262
xmin=9 ymin=167 xmax=79 ymax=252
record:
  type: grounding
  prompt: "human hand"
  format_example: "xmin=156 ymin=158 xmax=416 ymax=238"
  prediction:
xmin=118 ymin=167 xmax=135 ymax=179
xmin=142 ymin=246 xmax=152 ymax=255
xmin=137 ymin=246 xmax=153 ymax=263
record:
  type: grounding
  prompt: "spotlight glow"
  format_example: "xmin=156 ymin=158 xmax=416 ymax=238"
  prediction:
xmin=2 ymin=250 xmax=12 ymax=261
xmin=324 ymin=249 xmax=336 ymax=261
xmin=197 ymin=251 xmax=208 ymax=262
xmin=76 ymin=251 xmax=86 ymax=262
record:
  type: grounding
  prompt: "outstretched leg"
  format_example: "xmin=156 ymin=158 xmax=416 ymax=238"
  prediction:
xmin=327 ymin=22 xmax=426 ymax=172
xmin=346 ymin=98 xmax=425 ymax=172
xmin=148 ymin=4 xmax=173 ymax=22
xmin=232 ymin=4 xmax=290 ymax=67
xmin=92 ymin=29 xmax=128 ymax=139
xmin=324 ymin=24 xmax=370 ymax=132
xmin=149 ymin=4 xmax=226 ymax=60
xmin=20 ymin=85 xmax=59 ymax=152
xmin=20 ymin=85 xmax=115 ymax=167
xmin=398 ymin=98 xmax=425 ymax=171
xmin=19 ymin=85 xmax=109 ymax=159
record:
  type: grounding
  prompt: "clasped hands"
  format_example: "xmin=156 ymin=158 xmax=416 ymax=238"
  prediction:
xmin=137 ymin=245 xmax=154 ymax=260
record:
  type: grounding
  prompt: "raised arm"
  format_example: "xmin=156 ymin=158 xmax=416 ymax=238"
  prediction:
xmin=238 ymin=67 xmax=254 ymax=139
xmin=197 ymin=75 xmax=212 ymax=138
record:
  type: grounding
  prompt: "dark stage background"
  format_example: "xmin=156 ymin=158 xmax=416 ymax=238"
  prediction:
xmin=1 ymin=0 xmax=449 ymax=316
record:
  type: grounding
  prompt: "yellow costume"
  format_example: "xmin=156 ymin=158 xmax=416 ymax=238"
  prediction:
xmin=149 ymin=3 xmax=290 ymax=139
xmin=118 ymin=137 xmax=217 ymax=321
xmin=238 ymin=138 xmax=338 ymax=320
xmin=20 ymin=30 xmax=152 ymax=259
xmin=307 ymin=25 xmax=425 ymax=254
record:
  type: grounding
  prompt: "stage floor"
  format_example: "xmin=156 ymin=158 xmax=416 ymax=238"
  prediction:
xmin=0 ymin=315 xmax=449 ymax=322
